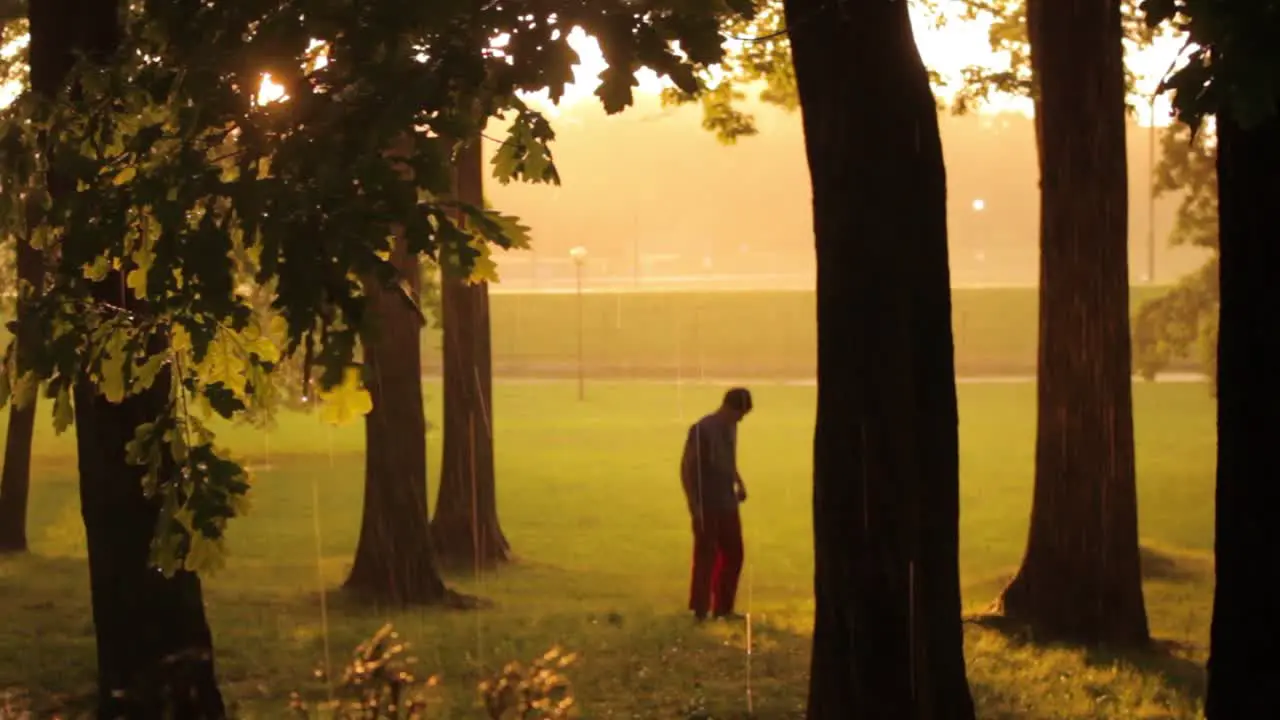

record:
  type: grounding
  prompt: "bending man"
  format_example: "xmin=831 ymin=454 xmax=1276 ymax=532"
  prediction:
xmin=680 ymin=387 xmax=752 ymax=622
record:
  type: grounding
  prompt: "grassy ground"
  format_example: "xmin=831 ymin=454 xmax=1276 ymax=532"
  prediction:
xmin=0 ymin=380 xmax=1214 ymax=718
xmin=428 ymin=286 xmax=1194 ymax=379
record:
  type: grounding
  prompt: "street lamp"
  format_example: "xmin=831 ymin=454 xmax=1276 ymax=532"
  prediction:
xmin=1147 ymin=91 xmax=1159 ymax=285
xmin=569 ymin=246 xmax=588 ymax=401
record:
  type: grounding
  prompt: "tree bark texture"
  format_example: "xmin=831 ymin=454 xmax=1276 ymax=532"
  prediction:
xmin=344 ymin=237 xmax=449 ymax=604
xmin=31 ymin=1 xmax=227 ymax=716
xmin=0 ymin=229 xmax=41 ymax=553
xmin=1205 ymin=104 xmax=1280 ymax=718
xmin=432 ymin=138 xmax=510 ymax=572
xmin=996 ymin=0 xmax=1150 ymax=647
xmin=784 ymin=0 xmax=975 ymax=717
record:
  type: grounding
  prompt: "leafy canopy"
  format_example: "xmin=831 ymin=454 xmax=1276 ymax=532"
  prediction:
xmin=1132 ymin=123 xmax=1217 ymax=387
xmin=0 ymin=0 xmax=749 ymax=574
xmin=671 ymin=0 xmax=1166 ymax=145
xmin=1143 ymin=0 xmax=1280 ymax=131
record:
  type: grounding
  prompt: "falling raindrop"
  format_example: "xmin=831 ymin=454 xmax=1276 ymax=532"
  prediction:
xmin=310 ymin=423 xmax=335 ymax=701
xmin=746 ymin=563 xmax=755 ymax=716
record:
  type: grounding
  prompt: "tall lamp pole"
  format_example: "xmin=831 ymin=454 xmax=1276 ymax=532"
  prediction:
xmin=1147 ymin=91 xmax=1158 ymax=285
xmin=569 ymin=246 xmax=588 ymax=401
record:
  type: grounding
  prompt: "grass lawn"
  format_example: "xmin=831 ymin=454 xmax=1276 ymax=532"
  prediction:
xmin=435 ymin=286 xmax=1196 ymax=379
xmin=0 ymin=380 xmax=1215 ymax=718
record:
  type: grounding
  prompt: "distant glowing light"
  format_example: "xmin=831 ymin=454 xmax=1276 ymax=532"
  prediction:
xmin=972 ymin=198 xmax=986 ymax=212
xmin=257 ymin=73 xmax=288 ymax=105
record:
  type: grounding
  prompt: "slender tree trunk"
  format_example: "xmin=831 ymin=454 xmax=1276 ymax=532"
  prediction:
xmin=994 ymin=0 xmax=1150 ymax=646
xmin=785 ymin=0 xmax=975 ymax=716
xmin=1205 ymin=104 xmax=1280 ymax=718
xmin=432 ymin=138 xmax=510 ymax=571
xmin=31 ymin=3 xmax=226 ymax=716
xmin=0 ymin=233 xmax=42 ymax=553
xmin=344 ymin=237 xmax=451 ymax=604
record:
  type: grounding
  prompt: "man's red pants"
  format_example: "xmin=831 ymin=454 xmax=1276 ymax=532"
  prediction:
xmin=688 ymin=506 xmax=744 ymax=617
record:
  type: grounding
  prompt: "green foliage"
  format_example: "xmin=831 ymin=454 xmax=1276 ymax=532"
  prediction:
xmin=0 ymin=0 xmax=741 ymax=575
xmin=955 ymin=0 xmax=1160 ymax=116
xmin=1132 ymin=123 xmax=1218 ymax=390
xmin=1142 ymin=0 xmax=1280 ymax=131
xmin=669 ymin=0 xmax=1163 ymax=143
xmin=659 ymin=2 xmax=793 ymax=143
xmin=1152 ymin=122 xmax=1218 ymax=251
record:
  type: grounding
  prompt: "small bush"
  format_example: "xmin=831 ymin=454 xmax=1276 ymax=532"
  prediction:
xmin=478 ymin=647 xmax=577 ymax=719
xmin=289 ymin=624 xmax=440 ymax=719
xmin=290 ymin=626 xmax=579 ymax=719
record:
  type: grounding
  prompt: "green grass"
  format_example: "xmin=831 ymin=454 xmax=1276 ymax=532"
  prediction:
xmin=0 ymin=380 xmax=1214 ymax=718
xmin=432 ymin=286 xmax=1197 ymax=380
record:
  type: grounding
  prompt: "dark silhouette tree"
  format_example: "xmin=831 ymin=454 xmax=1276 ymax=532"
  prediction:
xmin=993 ymin=0 xmax=1150 ymax=646
xmin=785 ymin=0 xmax=976 ymax=716
xmin=1143 ymin=0 xmax=1280 ymax=712
xmin=0 ymin=11 xmax=34 ymax=555
xmin=29 ymin=0 xmax=226 ymax=715
xmin=433 ymin=138 xmax=511 ymax=571
xmin=1208 ymin=96 xmax=1280 ymax=720
xmin=0 ymin=233 xmax=39 ymax=553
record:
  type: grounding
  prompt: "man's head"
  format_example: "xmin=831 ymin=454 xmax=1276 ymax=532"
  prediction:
xmin=720 ymin=387 xmax=753 ymax=422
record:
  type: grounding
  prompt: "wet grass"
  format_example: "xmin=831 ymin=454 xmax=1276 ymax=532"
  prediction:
xmin=0 ymin=380 xmax=1214 ymax=718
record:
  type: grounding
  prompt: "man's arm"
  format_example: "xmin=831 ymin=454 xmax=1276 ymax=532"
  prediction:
xmin=680 ymin=425 xmax=700 ymax=514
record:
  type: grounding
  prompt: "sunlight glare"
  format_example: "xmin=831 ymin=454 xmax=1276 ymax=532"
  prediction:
xmin=257 ymin=73 xmax=288 ymax=106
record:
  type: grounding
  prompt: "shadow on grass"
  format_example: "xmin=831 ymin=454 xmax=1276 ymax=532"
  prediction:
xmin=964 ymin=612 xmax=1206 ymax=714
xmin=1141 ymin=544 xmax=1209 ymax=583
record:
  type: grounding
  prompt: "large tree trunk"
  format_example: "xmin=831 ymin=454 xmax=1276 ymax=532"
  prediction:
xmin=31 ymin=3 xmax=227 ymax=714
xmin=994 ymin=0 xmax=1150 ymax=646
xmin=75 ymin=374 xmax=226 ymax=718
xmin=432 ymin=139 xmax=510 ymax=571
xmin=344 ymin=240 xmax=451 ymax=604
xmin=1205 ymin=104 xmax=1280 ymax=718
xmin=786 ymin=0 xmax=975 ymax=716
xmin=0 ymin=232 xmax=41 ymax=553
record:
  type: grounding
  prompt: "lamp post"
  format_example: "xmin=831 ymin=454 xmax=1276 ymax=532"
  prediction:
xmin=569 ymin=246 xmax=588 ymax=401
xmin=1147 ymin=91 xmax=1158 ymax=285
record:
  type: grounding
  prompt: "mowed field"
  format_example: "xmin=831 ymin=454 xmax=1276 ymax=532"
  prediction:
xmin=0 ymin=380 xmax=1215 ymax=718
xmin=427 ymin=286 xmax=1197 ymax=379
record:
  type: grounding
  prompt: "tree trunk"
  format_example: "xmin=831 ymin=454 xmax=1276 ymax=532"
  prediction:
xmin=0 ymin=230 xmax=41 ymax=553
xmin=31 ymin=3 xmax=226 ymax=716
xmin=785 ymin=0 xmax=975 ymax=716
xmin=432 ymin=138 xmax=510 ymax=571
xmin=994 ymin=0 xmax=1150 ymax=646
xmin=344 ymin=240 xmax=451 ymax=604
xmin=75 ymin=374 xmax=227 ymax=718
xmin=1205 ymin=104 xmax=1280 ymax=718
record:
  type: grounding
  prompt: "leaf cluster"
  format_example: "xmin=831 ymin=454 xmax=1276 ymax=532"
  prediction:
xmin=1132 ymin=121 xmax=1218 ymax=390
xmin=1142 ymin=0 xmax=1280 ymax=131
xmin=0 ymin=0 xmax=743 ymax=574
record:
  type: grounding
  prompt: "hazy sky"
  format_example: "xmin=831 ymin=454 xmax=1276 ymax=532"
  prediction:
xmin=485 ymin=12 xmax=1203 ymax=290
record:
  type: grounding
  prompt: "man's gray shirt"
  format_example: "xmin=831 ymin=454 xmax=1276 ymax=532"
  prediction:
xmin=681 ymin=412 xmax=739 ymax=513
